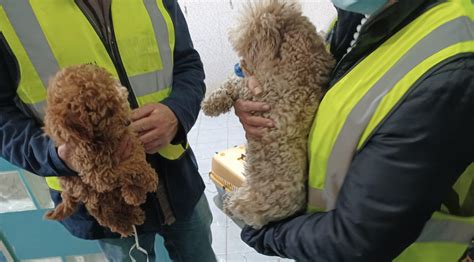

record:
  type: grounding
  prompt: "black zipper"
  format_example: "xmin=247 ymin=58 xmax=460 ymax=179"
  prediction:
xmin=74 ymin=0 xmax=139 ymax=109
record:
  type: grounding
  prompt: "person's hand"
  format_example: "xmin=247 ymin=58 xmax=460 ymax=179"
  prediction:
xmin=57 ymin=143 xmax=78 ymax=172
xmin=58 ymin=135 xmax=132 ymax=172
xmin=234 ymin=75 xmax=275 ymax=139
xmin=247 ymin=76 xmax=263 ymax=95
xmin=131 ymin=103 xmax=178 ymax=154
xmin=234 ymin=99 xmax=274 ymax=139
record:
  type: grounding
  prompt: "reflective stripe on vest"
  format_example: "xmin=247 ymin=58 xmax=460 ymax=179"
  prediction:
xmin=394 ymin=209 xmax=474 ymax=262
xmin=0 ymin=0 xmax=188 ymax=191
xmin=45 ymin=176 xmax=61 ymax=192
xmin=307 ymin=0 xmax=474 ymax=260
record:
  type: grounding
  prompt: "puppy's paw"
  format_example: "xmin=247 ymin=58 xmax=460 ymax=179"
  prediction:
xmin=201 ymin=100 xmax=218 ymax=116
xmin=112 ymin=224 xmax=134 ymax=238
xmin=121 ymin=185 xmax=147 ymax=206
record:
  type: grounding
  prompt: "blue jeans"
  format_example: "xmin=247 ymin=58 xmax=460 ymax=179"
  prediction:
xmin=98 ymin=194 xmax=216 ymax=262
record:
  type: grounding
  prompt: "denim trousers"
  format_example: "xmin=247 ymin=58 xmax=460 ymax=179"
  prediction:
xmin=98 ymin=194 xmax=216 ymax=262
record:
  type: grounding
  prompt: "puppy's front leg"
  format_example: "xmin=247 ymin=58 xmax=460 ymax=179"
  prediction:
xmin=118 ymin=160 xmax=157 ymax=206
xmin=201 ymin=76 xmax=243 ymax=116
xmin=44 ymin=190 xmax=79 ymax=220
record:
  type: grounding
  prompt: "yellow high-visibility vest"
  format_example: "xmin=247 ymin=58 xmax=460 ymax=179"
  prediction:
xmin=307 ymin=0 xmax=474 ymax=260
xmin=0 ymin=0 xmax=188 ymax=191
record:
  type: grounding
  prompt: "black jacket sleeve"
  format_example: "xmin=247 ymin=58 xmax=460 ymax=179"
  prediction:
xmin=160 ymin=0 xmax=205 ymax=142
xmin=0 ymin=35 xmax=76 ymax=177
xmin=241 ymin=56 xmax=474 ymax=261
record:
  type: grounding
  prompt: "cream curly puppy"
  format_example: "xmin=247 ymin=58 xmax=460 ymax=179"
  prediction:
xmin=202 ymin=0 xmax=335 ymax=228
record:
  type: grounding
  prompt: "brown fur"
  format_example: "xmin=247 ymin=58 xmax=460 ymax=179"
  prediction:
xmin=43 ymin=64 xmax=158 ymax=236
xmin=202 ymin=0 xmax=335 ymax=228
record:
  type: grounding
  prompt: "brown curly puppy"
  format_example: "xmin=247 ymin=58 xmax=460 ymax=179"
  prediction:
xmin=202 ymin=0 xmax=335 ymax=228
xmin=43 ymin=64 xmax=158 ymax=236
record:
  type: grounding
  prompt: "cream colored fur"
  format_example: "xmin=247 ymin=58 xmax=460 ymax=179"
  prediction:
xmin=202 ymin=0 xmax=335 ymax=228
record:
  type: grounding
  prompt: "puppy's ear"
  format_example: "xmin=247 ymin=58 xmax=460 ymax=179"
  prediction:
xmin=231 ymin=10 xmax=282 ymax=73
xmin=254 ymin=13 xmax=282 ymax=60
xmin=109 ymin=84 xmax=131 ymax=129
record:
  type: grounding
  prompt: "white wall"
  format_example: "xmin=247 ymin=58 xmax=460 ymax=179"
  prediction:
xmin=178 ymin=0 xmax=337 ymax=93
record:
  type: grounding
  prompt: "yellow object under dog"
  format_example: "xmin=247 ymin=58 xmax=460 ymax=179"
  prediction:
xmin=209 ymin=145 xmax=246 ymax=193
xmin=209 ymin=145 xmax=247 ymax=228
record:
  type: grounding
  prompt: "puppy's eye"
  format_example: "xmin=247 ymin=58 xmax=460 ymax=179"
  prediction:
xmin=124 ymin=119 xmax=131 ymax=126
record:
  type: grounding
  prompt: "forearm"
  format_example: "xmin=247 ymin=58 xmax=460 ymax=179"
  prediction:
xmin=0 ymin=103 xmax=76 ymax=177
xmin=0 ymin=36 xmax=76 ymax=177
xmin=161 ymin=0 xmax=205 ymax=136
xmin=162 ymin=54 xmax=205 ymax=134
xmin=243 ymin=204 xmax=425 ymax=261
xmin=243 ymin=56 xmax=474 ymax=261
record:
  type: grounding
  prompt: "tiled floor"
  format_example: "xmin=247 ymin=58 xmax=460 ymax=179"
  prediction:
xmin=188 ymin=110 xmax=293 ymax=262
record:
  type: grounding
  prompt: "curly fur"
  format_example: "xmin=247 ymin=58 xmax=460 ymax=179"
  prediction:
xmin=202 ymin=0 xmax=335 ymax=228
xmin=43 ymin=64 xmax=158 ymax=236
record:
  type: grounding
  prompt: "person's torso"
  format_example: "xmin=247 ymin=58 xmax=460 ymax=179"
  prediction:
xmin=0 ymin=0 xmax=205 ymax=238
xmin=307 ymin=0 xmax=474 ymax=260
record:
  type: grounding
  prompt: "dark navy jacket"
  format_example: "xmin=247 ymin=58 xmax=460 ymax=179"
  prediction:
xmin=241 ymin=1 xmax=474 ymax=261
xmin=0 ymin=0 xmax=205 ymax=239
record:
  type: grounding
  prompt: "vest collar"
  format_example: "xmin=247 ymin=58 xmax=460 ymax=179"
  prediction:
xmin=329 ymin=0 xmax=442 ymax=87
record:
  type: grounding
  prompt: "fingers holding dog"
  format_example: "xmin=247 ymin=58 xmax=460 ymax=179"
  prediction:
xmin=247 ymin=76 xmax=263 ymax=95
xmin=57 ymin=144 xmax=78 ymax=172
xmin=131 ymin=103 xmax=178 ymax=154
xmin=235 ymin=99 xmax=270 ymax=113
xmin=234 ymin=99 xmax=275 ymax=139
xmin=136 ymin=127 xmax=168 ymax=153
